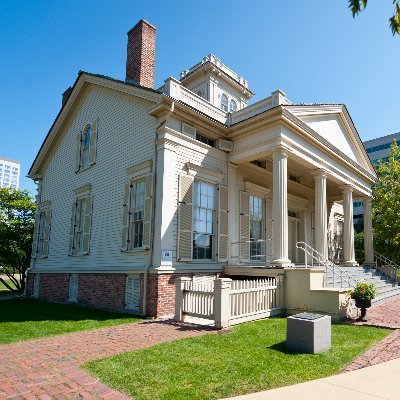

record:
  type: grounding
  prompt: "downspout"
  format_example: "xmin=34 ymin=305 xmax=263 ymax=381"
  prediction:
xmin=142 ymin=101 xmax=175 ymax=316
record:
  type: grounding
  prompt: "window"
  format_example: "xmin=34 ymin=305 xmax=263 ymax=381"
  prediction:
xmin=129 ymin=179 xmax=145 ymax=249
xmin=76 ymin=120 xmax=98 ymax=172
xmin=195 ymin=133 xmax=216 ymax=147
xmin=81 ymin=125 xmax=91 ymax=168
xmin=69 ymin=188 xmax=92 ymax=256
xmin=121 ymin=168 xmax=153 ymax=252
xmin=220 ymin=94 xmax=228 ymax=112
xmin=32 ymin=202 xmax=51 ymax=259
xmin=192 ymin=181 xmax=215 ymax=259
xmin=249 ymin=196 xmax=263 ymax=261
xmin=230 ymin=99 xmax=237 ymax=112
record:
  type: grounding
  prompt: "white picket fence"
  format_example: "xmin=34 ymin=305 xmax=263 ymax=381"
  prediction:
xmin=175 ymin=276 xmax=284 ymax=328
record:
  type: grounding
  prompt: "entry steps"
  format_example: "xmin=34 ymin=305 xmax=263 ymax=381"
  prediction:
xmin=324 ymin=265 xmax=400 ymax=305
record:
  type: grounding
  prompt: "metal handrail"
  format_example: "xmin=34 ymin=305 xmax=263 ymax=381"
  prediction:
xmin=296 ymin=241 xmax=359 ymax=288
xmin=231 ymin=239 xmax=272 ymax=264
xmin=375 ymin=251 xmax=399 ymax=283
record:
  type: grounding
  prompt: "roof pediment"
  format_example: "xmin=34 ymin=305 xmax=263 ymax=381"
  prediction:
xmin=284 ymin=105 xmax=376 ymax=178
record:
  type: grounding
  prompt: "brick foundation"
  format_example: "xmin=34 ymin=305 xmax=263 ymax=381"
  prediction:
xmin=25 ymin=271 xmax=218 ymax=318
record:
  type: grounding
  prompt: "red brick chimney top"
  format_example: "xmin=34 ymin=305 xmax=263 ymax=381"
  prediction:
xmin=126 ymin=19 xmax=156 ymax=89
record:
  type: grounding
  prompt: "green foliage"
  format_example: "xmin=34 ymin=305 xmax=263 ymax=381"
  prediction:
xmin=350 ymin=282 xmax=377 ymax=300
xmin=372 ymin=141 xmax=400 ymax=263
xmin=85 ymin=319 xmax=389 ymax=400
xmin=0 ymin=188 xmax=36 ymax=292
xmin=354 ymin=231 xmax=364 ymax=264
xmin=0 ymin=299 xmax=142 ymax=344
xmin=349 ymin=0 xmax=400 ymax=35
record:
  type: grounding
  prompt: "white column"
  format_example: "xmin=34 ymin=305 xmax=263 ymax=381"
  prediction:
xmin=341 ymin=185 xmax=358 ymax=266
xmin=152 ymin=138 xmax=177 ymax=269
xmin=227 ymin=163 xmax=238 ymax=265
xmin=272 ymin=148 xmax=291 ymax=266
xmin=313 ymin=170 xmax=328 ymax=260
xmin=363 ymin=197 xmax=375 ymax=265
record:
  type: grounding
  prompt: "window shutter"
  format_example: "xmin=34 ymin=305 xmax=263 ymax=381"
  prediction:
xmin=31 ymin=209 xmax=41 ymax=259
xmin=142 ymin=174 xmax=153 ymax=249
xmin=69 ymin=201 xmax=77 ymax=255
xmin=69 ymin=274 xmax=78 ymax=302
xmin=42 ymin=209 xmax=52 ymax=257
xmin=239 ymin=191 xmax=250 ymax=260
xmin=121 ymin=183 xmax=131 ymax=251
xmin=89 ymin=119 xmax=98 ymax=165
xmin=217 ymin=184 xmax=229 ymax=262
xmin=265 ymin=197 xmax=273 ymax=263
xmin=82 ymin=195 xmax=93 ymax=255
xmin=125 ymin=274 xmax=141 ymax=313
xmin=75 ymin=131 xmax=83 ymax=172
xmin=177 ymin=174 xmax=194 ymax=260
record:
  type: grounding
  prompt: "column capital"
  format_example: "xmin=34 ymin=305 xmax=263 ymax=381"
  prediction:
xmin=339 ymin=184 xmax=355 ymax=193
xmin=271 ymin=146 xmax=289 ymax=158
xmin=155 ymin=137 xmax=178 ymax=152
xmin=311 ymin=168 xmax=328 ymax=178
xmin=362 ymin=196 xmax=372 ymax=204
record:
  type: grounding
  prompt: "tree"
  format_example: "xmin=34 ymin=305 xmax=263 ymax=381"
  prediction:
xmin=0 ymin=188 xmax=36 ymax=292
xmin=372 ymin=140 xmax=400 ymax=263
xmin=349 ymin=0 xmax=400 ymax=35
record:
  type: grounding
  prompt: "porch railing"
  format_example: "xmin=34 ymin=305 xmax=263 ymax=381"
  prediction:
xmin=375 ymin=252 xmax=400 ymax=284
xmin=296 ymin=241 xmax=359 ymax=288
xmin=175 ymin=276 xmax=284 ymax=328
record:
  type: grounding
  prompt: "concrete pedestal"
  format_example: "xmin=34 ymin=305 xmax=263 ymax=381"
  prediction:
xmin=286 ymin=313 xmax=331 ymax=354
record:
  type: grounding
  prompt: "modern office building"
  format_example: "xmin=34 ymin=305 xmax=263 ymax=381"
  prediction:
xmin=353 ymin=132 xmax=400 ymax=220
xmin=0 ymin=157 xmax=20 ymax=188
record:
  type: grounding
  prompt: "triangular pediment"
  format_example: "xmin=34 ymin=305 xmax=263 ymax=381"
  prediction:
xmin=286 ymin=105 xmax=376 ymax=177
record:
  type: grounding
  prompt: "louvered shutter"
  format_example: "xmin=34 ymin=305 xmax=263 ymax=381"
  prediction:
xmin=265 ymin=197 xmax=273 ymax=263
xmin=240 ymin=191 xmax=250 ymax=260
xmin=177 ymin=174 xmax=194 ymax=260
xmin=75 ymin=131 xmax=83 ymax=172
xmin=69 ymin=274 xmax=78 ymax=302
xmin=142 ymin=174 xmax=153 ymax=249
xmin=31 ymin=209 xmax=41 ymax=259
xmin=82 ymin=195 xmax=93 ymax=255
xmin=68 ymin=201 xmax=77 ymax=255
xmin=121 ymin=183 xmax=131 ymax=251
xmin=42 ymin=209 xmax=52 ymax=257
xmin=217 ymin=185 xmax=229 ymax=262
xmin=89 ymin=119 xmax=98 ymax=165
xmin=125 ymin=274 xmax=141 ymax=313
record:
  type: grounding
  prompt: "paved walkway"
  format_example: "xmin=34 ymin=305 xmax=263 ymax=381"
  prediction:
xmin=0 ymin=320 xmax=213 ymax=399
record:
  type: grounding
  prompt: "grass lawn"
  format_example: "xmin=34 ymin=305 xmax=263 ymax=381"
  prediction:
xmin=0 ymin=279 xmax=18 ymax=295
xmin=0 ymin=299 xmax=141 ymax=344
xmin=85 ymin=318 xmax=390 ymax=400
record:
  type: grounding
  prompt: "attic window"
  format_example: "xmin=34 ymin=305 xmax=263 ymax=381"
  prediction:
xmin=230 ymin=100 xmax=237 ymax=112
xmin=196 ymin=133 xmax=215 ymax=147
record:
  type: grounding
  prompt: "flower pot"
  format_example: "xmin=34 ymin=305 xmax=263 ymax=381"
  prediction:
xmin=354 ymin=298 xmax=372 ymax=321
xmin=354 ymin=298 xmax=372 ymax=309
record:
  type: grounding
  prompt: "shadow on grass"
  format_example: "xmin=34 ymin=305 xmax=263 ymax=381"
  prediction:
xmin=267 ymin=340 xmax=297 ymax=354
xmin=0 ymin=298 xmax=140 ymax=324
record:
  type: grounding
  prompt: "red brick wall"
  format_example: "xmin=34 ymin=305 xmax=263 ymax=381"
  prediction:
xmin=126 ymin=19 xmax=156 ymax=88
xmin=78 ymin=274 xmax=127 ymax=312
xmin=25 ymin=272 xmax=35 ymax=297
xmin=40 ymin=273 xmax=70 ymax=302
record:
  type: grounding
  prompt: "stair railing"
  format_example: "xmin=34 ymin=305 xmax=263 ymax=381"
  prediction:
xmin=375 ymin=252 xmax=400 ymax=284
xmin=296 ymin=242 xmax=359 ymax=288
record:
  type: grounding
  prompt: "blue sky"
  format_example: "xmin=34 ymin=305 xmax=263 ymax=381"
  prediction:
xmin=1 ymin=1 xmax=399 ymax=193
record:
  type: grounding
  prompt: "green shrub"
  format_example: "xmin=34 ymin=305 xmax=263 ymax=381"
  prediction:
xmin=350 ymin=282 xmax=377 ymax=300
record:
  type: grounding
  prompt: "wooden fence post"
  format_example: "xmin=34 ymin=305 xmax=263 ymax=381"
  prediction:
xmin=214 ymin=278 xmax=232 ymax=329
xmin=174 ymin=277 xmax=191 ymax=322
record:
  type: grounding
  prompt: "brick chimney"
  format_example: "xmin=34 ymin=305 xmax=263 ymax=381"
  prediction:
xmin=62 ymin=86 xmax=73 ymax=106
xmin=126 ymin=19 xmax=156 ymax=88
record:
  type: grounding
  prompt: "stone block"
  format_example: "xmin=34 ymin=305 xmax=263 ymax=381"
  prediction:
xmin=286 ymin=313 xmax=331 ymax=354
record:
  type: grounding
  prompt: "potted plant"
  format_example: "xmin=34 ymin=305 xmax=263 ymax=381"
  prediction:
xmin=350 ymin=282 xmax=377 ymax=321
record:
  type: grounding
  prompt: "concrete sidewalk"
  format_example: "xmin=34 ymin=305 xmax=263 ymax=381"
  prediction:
xmin=225 ymin=357 xmax=400 ymax=400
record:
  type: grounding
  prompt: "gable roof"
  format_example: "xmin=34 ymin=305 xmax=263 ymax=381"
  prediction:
xmin=28 ymin=71 xmax=161 ymax=179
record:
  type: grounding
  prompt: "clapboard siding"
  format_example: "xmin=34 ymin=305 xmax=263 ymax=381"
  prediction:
xmin=36 ymin=87 xmax=157 ymax=271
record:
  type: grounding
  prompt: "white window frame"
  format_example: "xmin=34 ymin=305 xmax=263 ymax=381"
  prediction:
xmin=220 ymin=94 xmax=228 ymax=112
xmin=81 ymin=124 xmax=91 ymax=169
xmin=128 ymin=178 xmax=146 ymax=250
xmin=230 ymin=99 xmax=237 ymax=112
